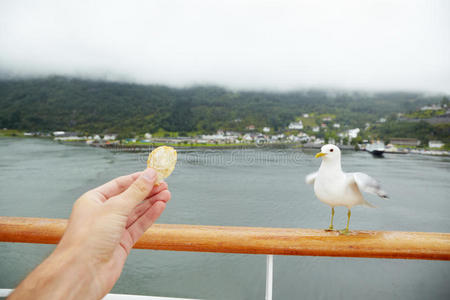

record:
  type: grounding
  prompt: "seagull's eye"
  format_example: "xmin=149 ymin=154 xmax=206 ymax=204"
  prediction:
xmin=330 ymin=149 xmax=334 ymax=152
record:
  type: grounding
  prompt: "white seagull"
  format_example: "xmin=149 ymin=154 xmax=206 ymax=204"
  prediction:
xmin=306 ymin=144 xmax=388 ymax=234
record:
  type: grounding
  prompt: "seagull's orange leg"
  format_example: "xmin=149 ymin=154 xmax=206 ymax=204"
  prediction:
xmin=339 ymin=209 xmax=351 ymax=235
xmin=325 ymin=207 xmax=335 ymax=231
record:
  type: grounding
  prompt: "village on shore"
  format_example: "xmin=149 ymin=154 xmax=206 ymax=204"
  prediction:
xmin=7 ymin=103 xmax=450 ymax=157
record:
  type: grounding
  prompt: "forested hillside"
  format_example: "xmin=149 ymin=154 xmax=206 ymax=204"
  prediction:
xmin=0 ymin=76 xmax=441 ymax=136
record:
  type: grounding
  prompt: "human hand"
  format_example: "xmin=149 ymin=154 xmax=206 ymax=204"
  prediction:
xmin=9 ymin=168 xmax=170 ymax=300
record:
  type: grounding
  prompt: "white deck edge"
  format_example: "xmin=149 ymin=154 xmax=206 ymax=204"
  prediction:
xmin=265 ymin=255 xmax=273 ymax=300
xmin=0 ymin=289 xmax=199 ymax=300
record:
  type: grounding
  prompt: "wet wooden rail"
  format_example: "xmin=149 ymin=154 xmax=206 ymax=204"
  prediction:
xmin=1 ymin=217 xmax=449 ymax=260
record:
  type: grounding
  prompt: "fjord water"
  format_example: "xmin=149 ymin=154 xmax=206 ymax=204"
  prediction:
xmin=0 ymin=138 xmax=449 ymax=300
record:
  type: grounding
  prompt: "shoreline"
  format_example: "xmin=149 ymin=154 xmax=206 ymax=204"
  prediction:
xmin=1 ymin=135 xmax=449 ymax=156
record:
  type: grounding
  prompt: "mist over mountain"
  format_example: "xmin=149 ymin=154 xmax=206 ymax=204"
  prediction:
xmin=0 ymin=76 xmax=443 ymax=136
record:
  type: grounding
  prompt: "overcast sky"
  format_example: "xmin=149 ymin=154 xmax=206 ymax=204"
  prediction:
xmin=0 ymin=0 xmax=449 ymax=92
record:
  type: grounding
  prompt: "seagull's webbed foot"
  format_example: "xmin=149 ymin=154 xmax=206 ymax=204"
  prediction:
xmin=325 ymin=207 xmax=335 ymax=231
xmin=338 ymin=228 xmax=350 ymax=235
xmin=338 ymin=209 xmax=352 ymax=235
xmin=324 ymin=225 xmax=335 ymax=231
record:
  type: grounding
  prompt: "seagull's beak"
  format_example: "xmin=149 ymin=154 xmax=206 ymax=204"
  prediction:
xmin=315 ymin=152 xmax=327 ymax=158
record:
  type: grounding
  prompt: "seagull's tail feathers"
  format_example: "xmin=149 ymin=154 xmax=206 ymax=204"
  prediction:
xmin=352 ymin=172 xmax=389 ymax=200
xmin=377 ymin=189 xmax=389 ymax=199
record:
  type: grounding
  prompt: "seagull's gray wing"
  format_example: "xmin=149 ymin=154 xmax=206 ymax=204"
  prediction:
xmin=350 ymin=172 xmax=388 ymax=199
xmin=305 ymin=172 xmax=318 ymax=185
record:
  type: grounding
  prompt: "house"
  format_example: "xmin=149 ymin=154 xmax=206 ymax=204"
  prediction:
xmin=271 ymin=134 xmax=285 ymax=141
xmin=297 ymin=132 xmax=310 ymax=142
xmin=53 ymin=131 xmax=65 ymax=136
xmin=322 ymin=116 xmax=332 ymax=122
xmin=314 ymin=138 xmax=325 ymax=145
xmin=144 ymin=133 xmax=152 ymax=139
xmin=288 ymin=121 xmax=303 ymax=130
xmin=243 ymin=134 xmax=254 ymax=142
xmin=246 ymin=125 xmax=256 ymax=131
xmin=53 ymin=131 xmax=79 ymax=139
xmin=378 ymin=118 xmax=386 ymax=123
xmin=201 ymin=133 xmax=225 ymax=142
xmin=103 ymin=134 xmax=118 ymax=141
xmin=320 ymin=123 xmax=327 ymax=128
xmin=429 ymin=140 xmax=444 ymax=149
xmin=333 ymin=123 xmax=340 ymax=128
xmin=312 ymin=126 xmax=320 ymax=132
xmin=303 ymin=113 xmax=309 ymax=118
xmin=225 ymin=131 xmax=240 ymax=136
xmin=287 ymin=135 xmax=300 ymax=142
xmin=262 ymin=127 xmax=271 ymax=133
xmin=390 ymin=138 xmax=420 ymax=146
xmin=421 ymin=104 xmax=442 ymax=111
xmin=347 ymin=128 xmax=360 ymax=139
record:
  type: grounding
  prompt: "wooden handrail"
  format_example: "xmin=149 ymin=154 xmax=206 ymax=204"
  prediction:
xmin=1 ymin=217 xmax=450 ymax=260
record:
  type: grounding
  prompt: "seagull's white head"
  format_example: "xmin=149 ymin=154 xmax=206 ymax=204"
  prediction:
xmin=315 ymin=144 xmax=341 ymax=162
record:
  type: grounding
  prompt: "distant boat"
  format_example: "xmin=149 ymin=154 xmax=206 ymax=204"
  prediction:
xmin=366 ymin=142 xmax=385 ymax=157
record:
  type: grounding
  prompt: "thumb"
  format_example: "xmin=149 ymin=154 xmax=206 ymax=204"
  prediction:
xmin=110 ymin=168 xmax=157 ymax=213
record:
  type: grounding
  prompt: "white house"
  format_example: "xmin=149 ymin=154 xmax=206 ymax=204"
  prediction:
xmin=347 ymin=128 xmax=360 ymax=139
xmin=262 ymin=127 xmax=271 ymax=133
xmin=288 ymin=121 xmax=303 ymax=130
xmin=297 ymin=132 xmax=310 ymax=142
xmin=271 ymin=134 xmax=285 ymax=141
xmin=103 ymin=134 xmax=118 ymax=141
xmin=421 ymin=104 xmax=442 ymax=111
xmin=312 ymin=126 xmax=320 ymax=132
xmin=429 ymin=140 xmax=444 ymax=149
xmin=333 ymin=123 xmax=340 ymax=128
xmin=201 ymin=133 xmax=225 ymax=141
xmin=288 ymin=135 xmax=300 ymax=142
xmin=314 ymin=138 xmax=325 ymax=144
xmin=303 ymin=113 xmax=309 ymax=118
xmin=144 ymin=133 xmax=152 ymax=139
xmin=53 ymin=131 xmax=65 ymax=136
xmin=243 ymin=134 xmax=254 ymax=142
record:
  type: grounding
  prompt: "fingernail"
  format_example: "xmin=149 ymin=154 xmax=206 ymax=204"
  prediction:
xmin=142 ymin=168 xmax=157 ymax=181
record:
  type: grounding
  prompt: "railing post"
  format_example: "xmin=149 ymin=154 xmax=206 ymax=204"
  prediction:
xmin=265 ymin=255 xmax=273 ymax=300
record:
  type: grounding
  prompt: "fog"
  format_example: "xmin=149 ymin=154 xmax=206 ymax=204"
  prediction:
xmin=0 ymin=0 xmax=449 ymax=92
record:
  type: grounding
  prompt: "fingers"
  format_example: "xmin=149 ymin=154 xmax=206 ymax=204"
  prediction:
xmin=127 ymin=201 xmax=167 ymax=245
xmin=149 ymin=181 xmax=168 ymax=198
xmin=108 ymin=168 xmax=157 ymax=213
xmin=93 ymin=172 xmax=142 ymax=201
xmin=126 ymin=189 xmax=170 ymax=228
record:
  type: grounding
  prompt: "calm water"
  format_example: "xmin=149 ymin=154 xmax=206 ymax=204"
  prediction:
xmin=0 ymin=138 xmax=449 ymax=299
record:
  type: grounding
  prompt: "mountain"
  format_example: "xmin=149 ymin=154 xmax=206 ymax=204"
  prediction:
xmin=0 ymin=76 xmax=442 ymax=136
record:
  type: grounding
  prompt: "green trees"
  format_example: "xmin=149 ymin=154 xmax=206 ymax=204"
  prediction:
xmin=0 ymin=77 xmax=445 ymax=140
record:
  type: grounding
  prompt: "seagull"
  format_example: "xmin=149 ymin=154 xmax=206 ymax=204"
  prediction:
xmin=306 ymin=144 xmax=388 ymax=234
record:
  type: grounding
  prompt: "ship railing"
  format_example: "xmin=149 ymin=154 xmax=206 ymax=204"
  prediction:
xmin=1 ymin=217 xmax=450 ymax=300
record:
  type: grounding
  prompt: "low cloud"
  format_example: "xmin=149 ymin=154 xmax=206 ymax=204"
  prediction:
xmin=0 ymin=0 xmax=449 ymax=92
